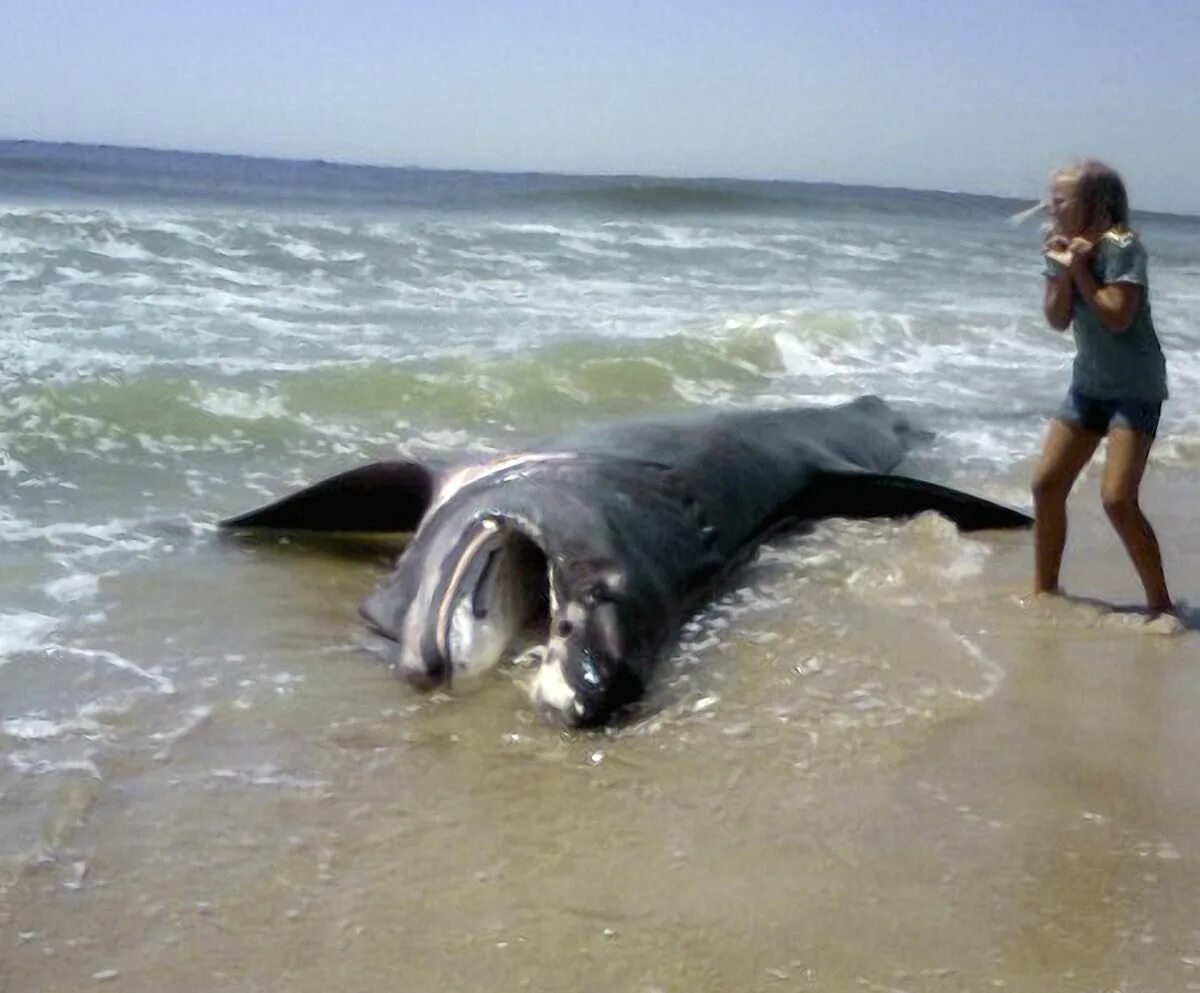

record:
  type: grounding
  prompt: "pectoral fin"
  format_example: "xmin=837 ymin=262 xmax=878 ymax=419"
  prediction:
xmin=801 ymin=472 xmax=1032 ymax=532
xmin=220 ymin=460 xmax=436 ymax=533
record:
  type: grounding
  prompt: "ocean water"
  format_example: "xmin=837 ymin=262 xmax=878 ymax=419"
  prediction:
xmin=3 ymin=141 xmax=1200 ymax=990
xmin=5 ymin=137 xmax=1200 ymax=788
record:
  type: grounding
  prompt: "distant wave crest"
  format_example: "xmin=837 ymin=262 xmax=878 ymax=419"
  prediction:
xmin=0 ymin=140 xmax=1067 ymax=223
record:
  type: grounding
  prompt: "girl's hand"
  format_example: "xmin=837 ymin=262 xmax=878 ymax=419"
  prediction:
xmin=1066 ymin=237 xmax=1094 ymax=273
xmin=1042 ymin=232 xmax=1073 ymax=272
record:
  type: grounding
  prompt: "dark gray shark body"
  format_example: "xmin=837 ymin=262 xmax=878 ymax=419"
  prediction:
xmin=221 ymin=397 xmax=1030 ymax=726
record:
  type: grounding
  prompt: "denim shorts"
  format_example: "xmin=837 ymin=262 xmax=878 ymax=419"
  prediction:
xmin=1056 ymin=389 xmax=1162 ymax=438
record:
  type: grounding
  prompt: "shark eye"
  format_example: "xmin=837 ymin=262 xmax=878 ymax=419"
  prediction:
xmin=556 ymin=619 xmax=574 ymax=637
xmin=584 ymin=582 xmax=612 ymax=607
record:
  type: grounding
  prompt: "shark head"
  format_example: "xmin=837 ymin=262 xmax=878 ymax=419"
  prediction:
xmin=360 ymin=496 xmax=655 ymax=727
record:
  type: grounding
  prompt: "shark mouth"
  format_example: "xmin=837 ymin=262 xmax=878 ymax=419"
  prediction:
xmin=435 ymin=519 xmax=552 ymax=681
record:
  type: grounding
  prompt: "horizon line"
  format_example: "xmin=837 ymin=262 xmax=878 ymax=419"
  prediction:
xmin=4 ymin=134 xmax=1198 ymax=222
xmin=1 ymin=134 xmax=1034 ymax=206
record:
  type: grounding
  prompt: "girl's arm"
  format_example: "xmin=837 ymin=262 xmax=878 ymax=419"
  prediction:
xmin=1066 ymin=236 xmax=1142 ymax=331
xmin=1043 ymin=270 xmax=1074 ymax=330
xmin=1069 ymin=266 xmax=1142 ymax=331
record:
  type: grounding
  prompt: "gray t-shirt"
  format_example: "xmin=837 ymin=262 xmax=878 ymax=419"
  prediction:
xmin=1043 ymin=231 xmax=1168 ymax=402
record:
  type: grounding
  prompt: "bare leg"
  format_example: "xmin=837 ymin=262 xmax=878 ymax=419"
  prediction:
xmin=1100 ymin=428 xmax=1173 ymax=614
xmin=1031 ymin=419 xmax=1102 ymax=595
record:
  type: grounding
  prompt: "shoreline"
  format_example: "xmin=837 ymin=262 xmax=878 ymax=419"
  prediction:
xmin=3 ymin=466 xmax=1198 ymax=992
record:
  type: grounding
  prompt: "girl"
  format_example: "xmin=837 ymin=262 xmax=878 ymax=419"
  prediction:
xmin=1031 ymin=159 xmax=1173 ymax=616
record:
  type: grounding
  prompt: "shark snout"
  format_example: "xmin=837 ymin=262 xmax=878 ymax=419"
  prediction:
xmin=396 ymin=649 xmax=448 ymax=690
xmin=359 ymin=599 xmax=451 ymax=690
xmin=531 ymin=651 xmax=644 ymax=728
xmin=530 ymin=656 xmax=587 ymax=726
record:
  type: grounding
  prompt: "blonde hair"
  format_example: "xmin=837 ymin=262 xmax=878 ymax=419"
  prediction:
xmin=1052 ymin=159 xmax=1131 ymax=233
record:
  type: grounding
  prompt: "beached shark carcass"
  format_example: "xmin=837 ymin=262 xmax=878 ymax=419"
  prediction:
xmin=220 ymin=397 xmax=1031 ymax=726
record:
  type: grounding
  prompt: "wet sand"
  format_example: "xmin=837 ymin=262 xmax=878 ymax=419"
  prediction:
xmin=2 ymin=464 xmax=1198 ymax=993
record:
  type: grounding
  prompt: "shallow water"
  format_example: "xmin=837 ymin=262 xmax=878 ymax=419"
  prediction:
xmin=5 ymin=482 xmax=1200 ymax=993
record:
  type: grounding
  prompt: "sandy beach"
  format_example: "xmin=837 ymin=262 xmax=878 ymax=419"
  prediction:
xmin=2 ymin=456 xmax=1197 ymax=993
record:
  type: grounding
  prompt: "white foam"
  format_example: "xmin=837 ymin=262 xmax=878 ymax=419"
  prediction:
xmin=58 ymin=646 xmax=176 ymax=695
xmin=937 ymin=619 xmax=1006 ymax=703
xmin=85 ymin=233 xmax=154 ymax=261
xmin=772 ymin=330 xmax=857 ymax=377
xmin=271 ymin=234 xmax=325 ymax=261
xmin=44 ymin=573 xmax=100 ymax=604
xmin=210 ymin=765 xmax=329 ymax=790
xmin=7 ymin=752 xmax=103 ymax=779
xmin=10 ymin=519 xmax=153 ymax=559
xmin=1 ymin=714 xmax=102 ymax=741
xmin=0 ymin=448 xmax=26 ymax=478
xmin=832 ymin=242 xmax=902 ymax=262
xmin=1153 ymin=414 xmax=1200 ymax=468
xmin=151 ymin=706 xmax=214 ymax=761
xmin=194 ymin=388 xmax=288 ymax=421
xmin=0 ymin=611 xmax=58 ymax=660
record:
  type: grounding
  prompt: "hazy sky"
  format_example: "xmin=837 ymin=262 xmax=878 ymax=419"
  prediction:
xmin=4 ymin=0 xmax=1199 ymax=211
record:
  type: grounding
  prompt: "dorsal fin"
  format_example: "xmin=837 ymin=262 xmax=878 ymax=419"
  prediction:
xmin=220 ymin=460 xmax=436 ymax=533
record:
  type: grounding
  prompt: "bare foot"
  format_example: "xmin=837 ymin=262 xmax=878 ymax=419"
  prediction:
xmin=1014 ymin=587 xmax=1064 ymax=611
xmin=1144 ymin=612 xmax=1184 ymax=636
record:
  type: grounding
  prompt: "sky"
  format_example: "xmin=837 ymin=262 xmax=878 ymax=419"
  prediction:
xmin=3 ymin=0 xmax=1199 ymax=212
